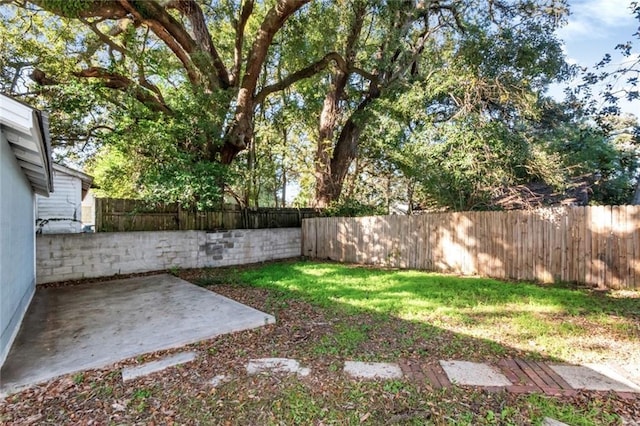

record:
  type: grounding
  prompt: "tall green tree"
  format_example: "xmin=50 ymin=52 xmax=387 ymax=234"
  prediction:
xmin=1 ymin=0 xmax=322 ymax=205
xmin=1 ymin=0 xmax=572 ymax=209
xmin=292 ymin=0 xmax=570 ymax=206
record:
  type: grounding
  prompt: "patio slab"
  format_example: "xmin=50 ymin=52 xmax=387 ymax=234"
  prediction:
xmin=0 ymin=274 xmax=274 ymax=396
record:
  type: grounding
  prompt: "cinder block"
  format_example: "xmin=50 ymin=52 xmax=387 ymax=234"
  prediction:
xmin=39 ymin=259 xmax=64 ymax=268
xmin=54 ymin=272 xmax=78 ymax=281
xmin=36 ymin=267 xmax=52 ymax=277
xmin=52 ymin=266 xmax=73 ymax=275
xmin=71 ymin=264 xmax=90 ymax=273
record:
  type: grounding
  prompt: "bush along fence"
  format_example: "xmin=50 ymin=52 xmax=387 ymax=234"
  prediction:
xmin=302 ymin=205 xmax=640 ymax=290
xmin=95 ymin=198 xmax=322 ymax=232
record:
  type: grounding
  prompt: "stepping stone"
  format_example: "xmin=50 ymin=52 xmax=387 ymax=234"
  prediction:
xmin=542 ymin=418 xmax=569 ymax=426
xmin=549 ymin=364 xmax=640 ymax=392
xmin=121 ymin=351 xmax=197 ymax=382
xmin=439 ymin=360 xmax=511 ymax=387
xmin=210 ymin=374 xmax=231 ymax=387
xmin=246 ymin=358 xmax=310 ymax=377
xmin=343 ymin=361 xmax=403 ymax=380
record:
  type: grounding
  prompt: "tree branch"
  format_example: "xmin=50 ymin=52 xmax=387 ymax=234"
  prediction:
xmin=255 ymin=52 xmax=342 ymax=104
xmin=72 ymin=68 xmax=171 ymax=114
xmin=65 ymin=67 xmax=173 ymax=114
xmin=224 ymin=0 xmax=311 ymax=159
xmin=116 ymin=0 xmax=202 ymax=87
xmin=30 ymin=68 xmax=56 ymax=85
xmin=241 ymin=0 xmax=310 ymax=95
xmin=231 ymin=0 xmax=254 ymax=86
xmin=254 ymin=52 xmax=377 ymax=105
xmin=29 ymin=0 xmax=129 ymax=19
xmin=167 ymin=0 xmax=231 ymax=88
xmin=79 ymin=17 xmax=129 ymax=57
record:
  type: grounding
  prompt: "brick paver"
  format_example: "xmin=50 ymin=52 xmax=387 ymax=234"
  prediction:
xmin=400 ymin=361 xmax=452 ymax=389
xmin=393 ymin=358 xmax=640 ymax=399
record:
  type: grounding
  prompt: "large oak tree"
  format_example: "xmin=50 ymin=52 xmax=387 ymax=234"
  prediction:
xmin=1 ymin=0 xmax=571 ymax=207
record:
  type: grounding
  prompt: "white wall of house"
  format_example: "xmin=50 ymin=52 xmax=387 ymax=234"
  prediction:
xmin=36 ymin=169 xmax=82 ymax=234
xmin=81 ymin=189 xmax=95 ymax=228
xmin=0 ymin=130 xmax=36 ymax=366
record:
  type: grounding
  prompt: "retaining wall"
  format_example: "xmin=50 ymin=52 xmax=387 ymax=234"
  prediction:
xmin=36 ymin=228 xmax=301 ymax=284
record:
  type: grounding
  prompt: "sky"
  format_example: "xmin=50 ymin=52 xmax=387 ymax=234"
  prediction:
xmin=550 ymin=0 xmax=639 ymax=116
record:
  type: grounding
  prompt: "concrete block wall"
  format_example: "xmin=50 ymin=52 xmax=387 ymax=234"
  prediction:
xmin=36 ymin=228 xmax=301 ymax=284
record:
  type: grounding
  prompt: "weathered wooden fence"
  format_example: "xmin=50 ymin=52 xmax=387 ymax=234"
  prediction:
xmin=302 ymin=206 xmax=640 ymax=290
xmin=95 ymin=198 xmax=322 ymax=232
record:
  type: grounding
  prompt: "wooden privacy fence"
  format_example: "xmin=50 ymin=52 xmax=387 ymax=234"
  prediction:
xmin=95 ymin=198 xmax=321 ymax=232
xmin=302 ymin=206 xmax=640 ymax=290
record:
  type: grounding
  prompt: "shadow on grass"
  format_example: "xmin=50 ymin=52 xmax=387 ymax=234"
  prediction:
xmin=196 ymin=260 xmax=639 ymax=364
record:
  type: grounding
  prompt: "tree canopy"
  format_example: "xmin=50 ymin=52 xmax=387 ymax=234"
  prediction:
xmin=1 ymin=0 xmax=637 ymax=210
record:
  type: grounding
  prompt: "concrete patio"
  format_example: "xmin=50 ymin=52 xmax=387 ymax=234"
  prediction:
xmin=0 ymin=274 xmax=274 ymax=396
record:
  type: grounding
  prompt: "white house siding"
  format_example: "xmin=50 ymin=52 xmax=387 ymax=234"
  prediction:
xmin=0 ymin=131 xmax=36 ymax=366
xmin=81 ymin=190 xmax=95 ymax=228
xmin=36 ymin=170 xmax=82 ymax=234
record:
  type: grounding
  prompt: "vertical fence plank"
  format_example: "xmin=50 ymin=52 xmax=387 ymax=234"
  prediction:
xmin=631 ymin=206 xmax=636 ymax=289
xmin=620 ymin=206 xmax=630 ymax=289
xmin=594 ymin=206 xmax=607 ymax=288
xmin=575 ymin=207 xmax=584 ymax=284
xmin=610 ymin=206 xmax=622 ymax=289
xmin=624 ymin=206 xmax=635 ymax=289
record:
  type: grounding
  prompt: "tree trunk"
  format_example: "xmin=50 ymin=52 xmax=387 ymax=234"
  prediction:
xmin=407 ymin=181 xmax=414 ymax=215
xmin=325 ymin=118 xmax=362 ymax=202
xmin=313 ymin=4 xmax=366 ymax=208
xmin=314 ymin=95 xmax=375 ymax=207
xmin=314 ymin=71 xmax=349 ymax=207
xmin=222 ymin=87 xmax=254 ymax=164
xmin=281 ymin=126 xmax=288 ymax=207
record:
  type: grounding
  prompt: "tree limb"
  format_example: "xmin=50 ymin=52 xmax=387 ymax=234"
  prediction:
xmin=231 ymin=0 xmax=254 ymax=86
xmin=79 ymin=17 xmax=129 ymax=57
xmin=167 ymin=0 xmax=231 ymax=88
xmin=30 ymin=68 xmax=56 ymax=85
xmin=240 ymin=0 xmax=310 ymax=95
xmin=254 ymin=52 xmax=377 ymax=105
xmin=224 ymin=0 xmax=311 ymax=159
xmin=31 ymin=67 xmax=170 ymax=115
xmin=29 ymin=0 xmax=129 ymax=19
xmin=70 ymin=67 xmax=172 ymax=114
xmin=116 ymin=0 xmax=202 ymax=87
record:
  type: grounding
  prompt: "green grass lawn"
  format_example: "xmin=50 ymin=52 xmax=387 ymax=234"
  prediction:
xmin=198 ymin=260 xmax=639 ymax=364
